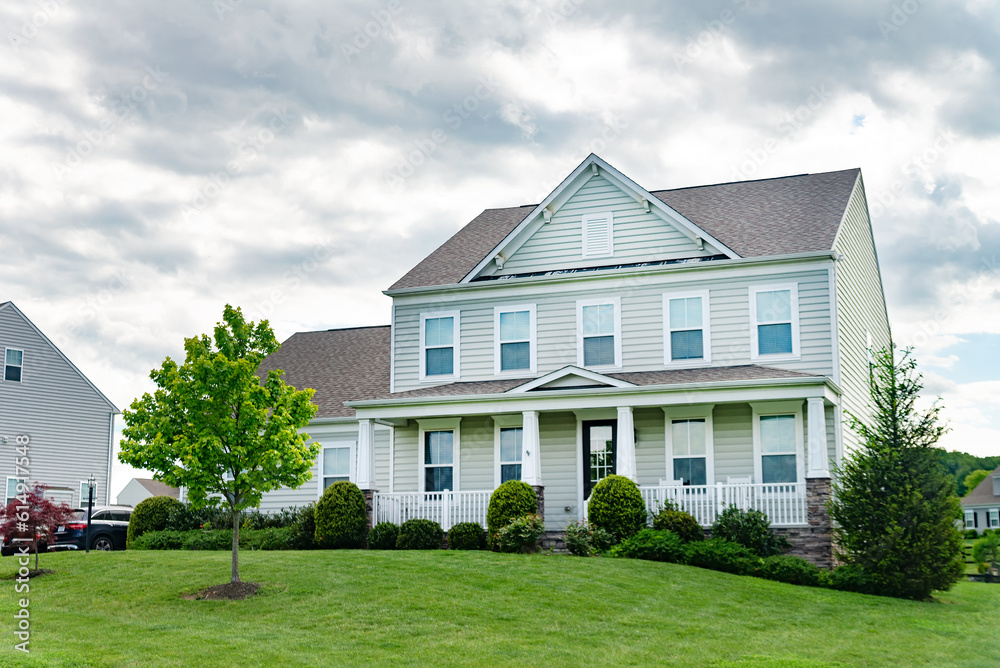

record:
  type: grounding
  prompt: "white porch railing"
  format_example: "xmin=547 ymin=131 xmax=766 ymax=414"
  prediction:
xmin=372 ymin=490 xmax=491 ymax=531
xmin=640 ymin=482 xmax=807 ymax=527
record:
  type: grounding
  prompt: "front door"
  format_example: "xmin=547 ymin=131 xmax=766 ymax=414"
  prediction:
xmin=583 ymin=420 xmax=616 ymax=499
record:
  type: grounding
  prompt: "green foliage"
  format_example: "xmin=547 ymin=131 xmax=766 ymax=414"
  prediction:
xmin=287 ymin=504 xmax=318 ymax=550
xmin=711 ymin=505 xmax=788 ymax=557
xmin=757 ymin=555 xmax=821 ymax=587
xmin=130 ymin=530 xmax=186 ymax=550
xmin=586 ymin=474 xmax=647 ymax=542
xmin=164 ymin=502 xmax=232 ymax=532
xmin=314 ymin=481 xmax=368 ymax=549
xmin=563 ymin=520 xmax=614 ymax=557
xmin=127 ymin=496 xmax=184 ymax=548
xmin=396 ymin=519 xmax=444 ymax=550
xmin=821 ymin=565 xmax=878 ymax=595
xmin=964 ymin=529 xmax=979 ymax=539
xmin=652 ymin=504 xmax=704 ymax=543
xmin=962 ymin=469 xmax=991 ymax=496
xmin=495 ymin=514 xmax=545 ymax=554
xmin=447 ymin=522 xmax=487 ymax=550
xmin=830 ymin=346 xmax=965 ymax=600
xmin=131 ymin=528 xmax=298 ymax=551
xmin=486 ymin=481 xmax=537 ymax=538
xmin=183 ymin=530 xmax=235 ymax=551
xmin=972 ymin=532 xmax=1000 ymax=572
xmin=368 ymin=522 xmax=399 ymax=550
xmin=937 ymin=450 xmax=1000 ymax=496
xmin=609 ymin=529 xmax=686 ymax=563
xmin=685 ymin=538 xmax=758 ymax=575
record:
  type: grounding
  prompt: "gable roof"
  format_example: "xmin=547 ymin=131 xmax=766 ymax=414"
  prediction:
xmin=257 ymin=325 xmax=390 ymax=419
xmin=133 ymin=478 xmax=180 ymax=499
xmin=388 ymin=163 xmax=861 ymax=291
xmin=962 ymin=464 xmax=1000 ymax=507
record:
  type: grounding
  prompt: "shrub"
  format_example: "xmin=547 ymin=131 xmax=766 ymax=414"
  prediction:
xmin=564 ymin=520 xmax=614 ymax=557
xmin=487 ymin=481 xmax=537 ymax=540
xmin=448 ymin=522 xmax=487 ymax=550
xmin=127 ymin=496 xmax=184 ymax=547
xmin=314 ymin=481 xmax=368 ymax=549
xmin=972 ymin=532 xmax=1000 ymax=573
xmin=822 ymin=564 xmax=878 ymax=595
xmin=757 ymin=555 xmax=822 ymax=587
xmin=964 ymin=529 xmax=979 ymax=540
xmin=241 ymin=507 xmax=300 ymax=530
xmin=242 ymin=527 xmax=295 ymax=551
xmin=396 ymin=519 xmax=444 ymax=550
xmin=288 ymin=503 xmax=317 ymax=550
xmin=652 ymin=505 xmax=704 ymax=543
xmin=368 ymin=522 xmax=399 ymax=550
xmin=130 ymin=530 xmax=186 ymax=550
xmin=587 ymin=475 xmax=646 ymax=542
xmin=609 ymin=529 xmax=685 ymax=563
xmin=495 ymin=514 xmax=545 ymax=554
xmin=685 ymin=538 xmax=758 ymax=575
xmin=164 ymin=502 xmax=231 ymax=532
xmin=183 ymin=530 xmax=233 ymax=551
xmin=711 ymin=505 xmax=788 ymax=557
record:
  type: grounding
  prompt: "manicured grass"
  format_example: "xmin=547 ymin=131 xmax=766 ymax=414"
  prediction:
xmin=2 ymin=549 xmax=998 ymax=667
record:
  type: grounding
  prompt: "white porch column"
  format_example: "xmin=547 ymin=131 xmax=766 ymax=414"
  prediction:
xmin=521 ymin=410 xmax=541 ymax=486
xmin=616 ymin=406 xmax=637 ymax=482
xmin=356 ymin=418 xmax=376 ymax=490
xmin=806 ymin=398 xmax=830 ymax=478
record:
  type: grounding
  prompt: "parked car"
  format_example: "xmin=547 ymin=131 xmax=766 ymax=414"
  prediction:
xmin=47 ymin=506 xmax=132 ymax=552
xmin=0 ymin=531 xmax=48 ymax=557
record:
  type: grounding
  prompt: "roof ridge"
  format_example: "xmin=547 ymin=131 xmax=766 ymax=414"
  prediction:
xmin=649 ymin=167 xmax=861 ymax=195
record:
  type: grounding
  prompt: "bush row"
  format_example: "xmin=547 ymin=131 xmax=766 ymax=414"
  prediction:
xmin=965 ymin=528 xmax=996 ymax=540
xmin=131 ymin=527 xmax=299 ymax=551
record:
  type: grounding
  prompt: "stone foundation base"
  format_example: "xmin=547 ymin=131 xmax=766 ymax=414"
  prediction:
xmin=772 ymin=527 xmax=834 ymax=569
xmin=362 ymin=489 xmax=377 ymax=531
xmin=532 ymin=485 xmax=545 ymax=520
xmin=540 ymin=531 xmax=566 ymax=552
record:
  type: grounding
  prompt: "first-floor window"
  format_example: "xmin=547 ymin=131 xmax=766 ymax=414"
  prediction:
xmin=989 ymin=509 xmax=1000 ymax=529
xmin=80 ymin=481 xmax=95 ymax=506
xmin=323 ymin=446 xmax=351 ymax=489
xmin=6 ymin=478 xmax=25 ymax=505
xmin=965 ymin=510 xmax=977 ymax=529
xmin=760 ymin=414 xmax=797 ymax=484
xmin=499 ymin=427 xmax=522 ymax=483
xmin=424 ymin=430 xmax=454 ymax=492
xmin=671 ymin=419 xmax=707 ymax=486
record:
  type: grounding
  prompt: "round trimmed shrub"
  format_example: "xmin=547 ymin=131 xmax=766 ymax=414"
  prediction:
xmin=368 ymin=522 xmax=399 ymax=550
xmin=396 ymin=519 xmax=444 ymax=550
xmin=587 ymin=475 xmax=646 ymax=542
xmin=964 ymin=528 xmax=979 ymax=540
xmin=685 ymin=538 xmax=758 ymax=575
xmin=127 ymin=495 xmax=184 ymax=548
xmin=652 ymin=506 xmax=704 ymax=543
xmin=711 ymin=505 xmax=789 ymax=557
xmin=314 ymin=481 xmax=368 ymax=549
xmin=448 ymin=522 xmax=487 ymax=550
xmin=610 ymin=529 xmax=685 ymax=563
xmin=757 ymin=555 xmax=821 ymax=587
xmin=487 ymin=481 xmax=537 ymax=538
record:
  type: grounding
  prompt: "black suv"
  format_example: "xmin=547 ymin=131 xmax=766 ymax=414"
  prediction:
xmin=48 ymin=506 xmax=132 ymax=552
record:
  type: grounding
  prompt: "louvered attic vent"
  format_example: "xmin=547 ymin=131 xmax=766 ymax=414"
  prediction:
xmin=582 ymin=212 xmax=613 ymax=257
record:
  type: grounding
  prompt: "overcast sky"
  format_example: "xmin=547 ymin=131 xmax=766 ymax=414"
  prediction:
xmin=2 ymin=0 xmax=998 ymax=497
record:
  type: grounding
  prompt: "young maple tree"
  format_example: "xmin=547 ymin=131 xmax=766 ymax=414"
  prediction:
xmin=0 ymin=483 xmax=75 ymax=571
xmin=119 ymin=305 xmax=319 ymax=584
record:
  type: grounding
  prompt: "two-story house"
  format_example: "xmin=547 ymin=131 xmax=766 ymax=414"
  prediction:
xmin=1 ymin=301 xmax=119 ymax=510
xmin=257 ymin=154 xmax=891 ymax=567
xmin=962 ymin=464 xmax=1000 ymax=533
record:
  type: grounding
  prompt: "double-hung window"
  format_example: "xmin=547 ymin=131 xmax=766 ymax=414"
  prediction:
xmin=750 ymin=285 xmax=800 ymax=359
xmin=671 ymin=419 xmax=708 ymax=485
xmin=420 ymin=311 xmax=460 ymax=380
xmin=4 ymin=348 xmax=23 ymax=382
xmin=664 ymin=291 xmax=710 ymax=364
xmin=424 ymin=431 xmax=455 ymax=492
xmin=321 ymin=443 xmax=354 ymax=492
xmin=6 ymin=478 xmax=25 ymax=505
xmin=577 ymin=297 xmax=622 ymax=369
xmin=965 ymin=510 xmax=977 ymax=529
xmin=494 ymin=305 xmax=536 ymax=375
xmin=989 ymin=509 xmax=1000 ymax=529
xmin=80 ymin=481 xmax=95 ymax=506
xmin=757 ymin=414 xmax=798 ymax=483
xmin=499 ymin=427 xmax=522 ymax=483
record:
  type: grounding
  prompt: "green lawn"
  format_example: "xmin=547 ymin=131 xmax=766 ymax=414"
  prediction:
xmin=1 ymin=550 xmax=998 ymax=667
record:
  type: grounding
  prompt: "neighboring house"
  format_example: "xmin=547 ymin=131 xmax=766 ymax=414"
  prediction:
xmin=962 ymin=464 xmax=1000 ymax=533
xmin=257 ymin=154 xmax=891 ymax=567
xmin=116 ymin=477 xmax=181 ymax=507
xmin=0 ymin=302 xmax=119 ymax=508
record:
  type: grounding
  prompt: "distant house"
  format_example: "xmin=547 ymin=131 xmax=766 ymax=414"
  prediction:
xmin=0 ymin=301 xmax=119 ymax=508
xmin=962 ymin=464 xmax=1000 ymax=533
xmin=116 ymin=478 xmax=181 ymax=507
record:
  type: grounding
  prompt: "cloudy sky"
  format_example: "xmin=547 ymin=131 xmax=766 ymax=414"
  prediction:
xmin=2 ymin=0 xmax=998 ymax=496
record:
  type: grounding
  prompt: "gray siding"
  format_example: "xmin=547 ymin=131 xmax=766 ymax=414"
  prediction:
xmin=0 ymin=305 xmax=116 ymax=506
xmin=635 ymin=407 xmax=666 ymax=487
xmin=459 ymin=416 xmax=493 ymax=491
xmin=713 ymin=403 xmax=754 ymax=482
xmin=394 ymin=423 xmax=418 ymax=492
xmin=538 ymin=411 xmax=577 ymax=531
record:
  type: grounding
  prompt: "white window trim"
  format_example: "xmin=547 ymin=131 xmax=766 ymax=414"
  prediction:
xmin=749 ymin=284 xmax=801 ymax=361
xmin=493 ymin=304 xmax=537 ymax=377
xmin=419 ymin=310 xmax=461 ymax=382
xmin=417 ymin=418 xmax=461 ymax=493
xmin=316 ymin=440 xmax=357 ymax=498
xmin=79 ymin=480 xmax=94 ymax=507
xmin=663 ymin=290 xmax=712 ymax=367
xmin=663 ymin=405 xmax=715 ymax=486
xmin=989 ymin=508 xmax=1000 ymax=529
xmin=576 ymin=296 xmax=623 ymax=371
xmin=493 ymin=414 xmax=524 ymax=488
xmin=964 ymin=510 xmax=976 ymax=529
xmin=751 ymin=401 xmax=805 ymax=485
xmin=3 ymin=347 xmax=23 ymax=383
xmin=6 ymin=477 xmax=25 ymax=505
xmin=582 ymin=211 xmax=614 ymax=258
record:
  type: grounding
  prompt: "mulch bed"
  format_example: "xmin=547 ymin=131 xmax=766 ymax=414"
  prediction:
xmin=1 ymin=569 xmax=54 ymax=580
xmin=185 ymin=581 xmax=261 ymax=600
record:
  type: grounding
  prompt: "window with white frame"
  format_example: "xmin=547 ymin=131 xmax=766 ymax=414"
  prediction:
xmin=494 ymin=305 xmax=536 ymax=375
xmin=965 ymin=510 xmax=977 ymax=529
xmin=989 ymin=509 xmax=1000 ymax=529
xmin=321 ymin=444 xmax=353 ymax=491
xmin=759 ymin=415 xmax=798 ymax=483
xmin=424 ymin=430 xmax=455 ymax=492
xmin=664 ymin=292 xmax=710 ymax=364
xmin=4 ymin=348 xmax=23 ymax=382
xmin=750 ymin=285 xmax=800 ymax=359
xmin=582 ymin=212 xmax=613 ymax=258
xmin=420 ymin=311 xmax=460 ymax=380
xmin=6 ymin=478 xmax=25 ymax=505
xmin=671 ymin=419 xmax=707 ymax=486
xmin=499 ymin=428 xmax=522 ymax=484
xmin=79 ymin=481 xmax=95 ymax=506
xmin=577 ymin=298 xmax=621 ymax=369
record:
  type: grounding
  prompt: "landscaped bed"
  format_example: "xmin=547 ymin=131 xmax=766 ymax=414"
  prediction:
xmin=2 ymin=550 xmax=998 ymax=667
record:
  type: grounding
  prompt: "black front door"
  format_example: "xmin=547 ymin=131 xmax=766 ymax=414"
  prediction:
xmin=583 ymin=420 xmax=616 ymax=499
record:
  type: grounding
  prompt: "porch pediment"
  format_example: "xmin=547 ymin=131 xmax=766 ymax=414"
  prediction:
xmin=507 ymin=366 xmax=636 ymax=393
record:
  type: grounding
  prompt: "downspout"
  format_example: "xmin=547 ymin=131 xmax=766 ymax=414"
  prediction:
xmin=106 ymin=412 xmax=114 ymax=505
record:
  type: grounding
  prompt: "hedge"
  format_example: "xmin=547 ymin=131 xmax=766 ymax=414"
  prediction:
xmin=396 ymin=519 xmax=444 ymax=550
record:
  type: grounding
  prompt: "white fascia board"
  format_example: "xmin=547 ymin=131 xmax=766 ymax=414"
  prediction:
xmin=508 ymin=365 xmax=635 ymax=393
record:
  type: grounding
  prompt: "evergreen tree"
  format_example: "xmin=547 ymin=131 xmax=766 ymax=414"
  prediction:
xmin=829 ymin=345 xmax=964 ymax=599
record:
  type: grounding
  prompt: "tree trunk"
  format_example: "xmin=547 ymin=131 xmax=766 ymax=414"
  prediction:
xmin=231 ymin=507 xmax=241 ymax=584
xmin=34 ymin=536 xmax=39 ymax=572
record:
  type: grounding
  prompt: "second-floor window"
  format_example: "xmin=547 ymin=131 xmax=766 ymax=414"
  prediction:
xmin=664 ymin=292 xmax=710 ymax=364
xmin=750 ymin=285 xmax=800 ymax=359
xmin=494 ymin=305 xmax=536 ymax=375
xmin=4 ymin=348 xmax=23 ymax=382
xmin=577 ymin=297 xmax=622 ymax=369
xmin=420 ymin=311 xmax=460 ymax=380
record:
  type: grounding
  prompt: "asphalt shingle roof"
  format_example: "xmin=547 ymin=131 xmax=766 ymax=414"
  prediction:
xmin=961 ymin=464 xmax=1000 ymax=507
xmin=134 ymin=478 xmax=180 ymax=499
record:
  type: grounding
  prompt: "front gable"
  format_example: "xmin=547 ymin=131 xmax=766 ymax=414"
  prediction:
xmin=508 ymin=365 xmax=635 ymax=393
